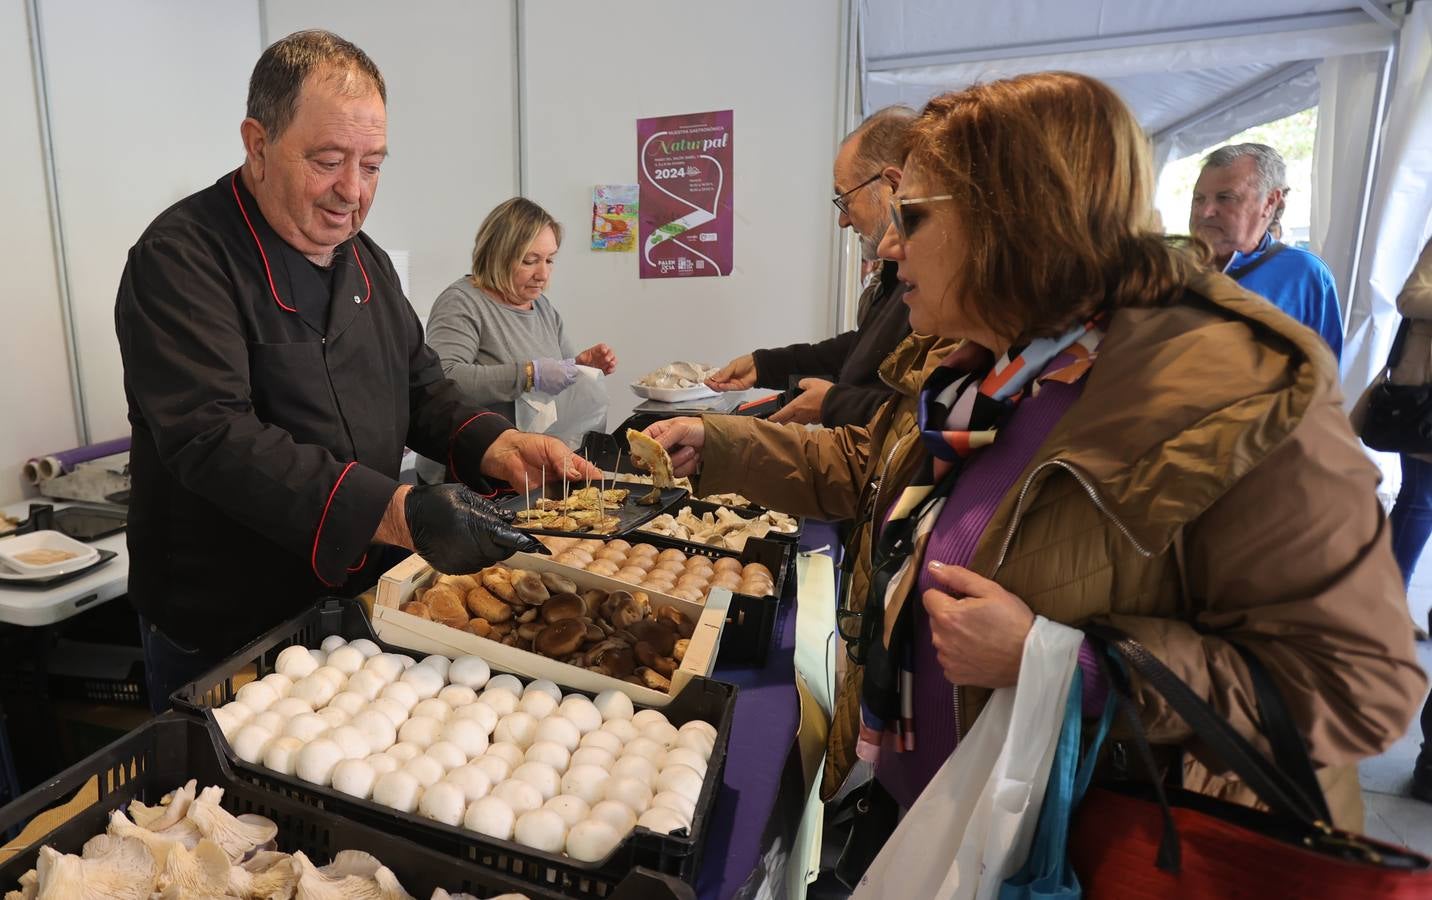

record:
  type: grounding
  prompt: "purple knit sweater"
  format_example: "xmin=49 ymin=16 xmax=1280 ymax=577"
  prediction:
xmin=876 ymin=372 xmax=1088 ymax=809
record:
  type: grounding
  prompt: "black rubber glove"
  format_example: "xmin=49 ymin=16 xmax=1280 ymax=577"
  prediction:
xmin=405 ymin=483 xmax=548 ymax=574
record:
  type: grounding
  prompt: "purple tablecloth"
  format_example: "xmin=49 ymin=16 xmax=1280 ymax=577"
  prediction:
xmin=696 ymin=522 xmax=840 ymax=900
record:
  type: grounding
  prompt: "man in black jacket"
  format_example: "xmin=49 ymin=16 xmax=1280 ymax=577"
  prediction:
xmin=706 ymin=107 xmax=916 ymax=427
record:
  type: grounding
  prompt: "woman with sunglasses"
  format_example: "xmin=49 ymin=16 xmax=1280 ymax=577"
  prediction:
xmin=647 ymin=71 xmax=1423 ymax=833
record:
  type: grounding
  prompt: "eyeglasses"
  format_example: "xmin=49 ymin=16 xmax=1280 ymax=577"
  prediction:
xmin=832 ymin=172 xmax=885 ymax=216
xmin=889 ymin=194 xmax=954 ymax=242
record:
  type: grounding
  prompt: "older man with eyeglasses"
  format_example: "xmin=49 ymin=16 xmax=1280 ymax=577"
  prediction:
xmin=705 ymin=106 xmax=920 ymax=426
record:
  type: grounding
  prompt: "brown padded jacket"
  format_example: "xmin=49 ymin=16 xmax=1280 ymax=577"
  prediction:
xmin=699 ymin=271 xmax=1426 ymax=828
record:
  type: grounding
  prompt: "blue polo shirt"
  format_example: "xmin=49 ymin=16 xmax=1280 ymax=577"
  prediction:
xmin=1225 ymin=232 xmax=1343 ymax=360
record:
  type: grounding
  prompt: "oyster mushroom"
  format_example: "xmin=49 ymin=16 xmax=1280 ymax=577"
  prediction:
xmin=106 ymin=810 xmax=200 ymax=869
xmin=636 ymin=667 xmax=672 ymax=691
xmin=398 ymin=600 xmax=432 ymax=620
xmin=126 ymin=780 xmax=198 ymax=831
xmin=464 ymin=587 xmax=512 ymax=623
xmin=539 ymin=572 xmax=578 ymax=595
xmin=184 ymin=787 xmax=278 ymax=862
xmin=512 ymin=573 xmax=550 ymax=606
xmin=290 ymin=850 xmax=411 ymax=900
xmin=542 ymin=593 xmax=586 ymax=624
xmin=227 ymin=851 xmax=299 ymax=898
xmin=154 ymin=837 xmax=229 ymax=896
xmin=464 ymin=619 xmax=493 ymax=639
xmin=673 ymin=638 xmax=689 ymax=662
xmin=655 ymin=605 xmax=695 ymax=639
xmin=479 ymin=567 xmax=517 ymax=603
xmin=534 ymin=619 xmax=587 ymax=658
xmin=35 ymin=834 xmax=156 ymax=900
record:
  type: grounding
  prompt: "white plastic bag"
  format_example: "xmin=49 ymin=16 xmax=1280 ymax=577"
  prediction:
xmin=516 ymin=364 xmax=608 ymax=449
xmin=852 ymin=616 xmax=1085 ymax=900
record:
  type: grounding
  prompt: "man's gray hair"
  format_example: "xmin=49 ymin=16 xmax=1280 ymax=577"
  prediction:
xmin=1201 ymin=143 xmax=1287 ymax=198
xmin=247 ymin=30 xmax=386 ymax=140
xmin=844 ymin=105 xmax=919 ymax=172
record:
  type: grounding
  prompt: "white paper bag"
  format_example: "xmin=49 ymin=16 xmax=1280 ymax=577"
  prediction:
xmin=516 ymin=364 xmax=608 ymax=449
xmin=852 ymin=616 xmax=1085 ymax=900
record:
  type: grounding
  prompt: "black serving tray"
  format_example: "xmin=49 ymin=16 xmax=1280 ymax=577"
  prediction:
xmin=501 ymin=478 xmax=688 ymax=539
xmin=0 ymin=549 xmax=117 ymax=589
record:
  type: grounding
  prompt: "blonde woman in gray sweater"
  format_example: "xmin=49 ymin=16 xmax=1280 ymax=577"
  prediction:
xmin=418 ymin=199 xmax=617 ymax=482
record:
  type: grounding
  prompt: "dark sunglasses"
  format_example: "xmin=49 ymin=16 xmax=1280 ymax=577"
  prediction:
xmin=832 ymin=172 xmax=885 ymax=216
xmin=889 ymin=194 xmax=954 ymax=242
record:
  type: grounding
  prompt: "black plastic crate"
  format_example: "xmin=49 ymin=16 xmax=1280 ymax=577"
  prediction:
xmin=0 ymin=714 xmax=691 ymax=900
xmin=631 ymin=534 xmax=790 ymax=667
xmin=169 ymin=599 xmax=736 ymax=897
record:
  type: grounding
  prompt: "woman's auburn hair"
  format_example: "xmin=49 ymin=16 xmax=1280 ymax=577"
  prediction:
xmin=905 ymin=71 xmax=1209 ymax=342
xmin=469 ymin=197 xmax=564 ymax=300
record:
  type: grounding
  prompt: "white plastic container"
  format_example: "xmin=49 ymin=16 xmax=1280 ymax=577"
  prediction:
xmin=0 ymin=530 xmax=99 ymax=576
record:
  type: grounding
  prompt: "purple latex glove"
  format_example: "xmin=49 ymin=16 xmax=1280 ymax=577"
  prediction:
xmin=532 ymin=358 xmax=580 ymax=394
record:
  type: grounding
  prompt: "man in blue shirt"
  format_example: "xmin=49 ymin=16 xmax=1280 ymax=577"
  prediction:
xmin=1190 ymin=143 xmax=1343 ymax=359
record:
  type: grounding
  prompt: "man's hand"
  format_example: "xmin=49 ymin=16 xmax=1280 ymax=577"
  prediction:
xmin=706 ymin=354 xmax=757 ymax=391
xmin=644 ymin=417 xmax=705 ymax=477
xmin=404 ymin=483 xmax=547 ymax=574
xmin=921 ymin=561 xmax=1035 ymax=689
xmin=575 ymin=343 xmax=618 ymax=375
xmin=768 ymin=377 xmax=833 ymax=425
xmin=480 ymin=430 xmax=602 ymax=490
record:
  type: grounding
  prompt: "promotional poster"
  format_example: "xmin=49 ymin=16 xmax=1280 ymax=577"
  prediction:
xmin=637 ymin=109 xmax=733 ymax=279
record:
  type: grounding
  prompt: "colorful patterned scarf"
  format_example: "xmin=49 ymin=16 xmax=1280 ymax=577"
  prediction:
xmin=856 ymin=317 xmax=1105 ymax=765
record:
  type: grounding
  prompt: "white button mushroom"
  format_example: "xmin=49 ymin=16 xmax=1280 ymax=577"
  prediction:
xmin=270 ymin=697 xmax=314 ymax=720
xmin=348 ymin=709 xmax=398 ymax=755
xmin=557 ymin=697 xmax=603 ymax=735
xmin=283 ymin=713 xmax=330 ymax=744
xmin=385 ymin=742 xmax=423 ymax=763
xmin=598 ymin=719 xmax=640 ymax=744
xmin=592 ymin=690 xmax=634 ymax=722
xmin=663 ymin=748 xmax=708 ymax=777
xmin=570 ymin=747 xmax=616 ymax=771
xmin=463 ymin=795 xmax=515 ymax=840
xmin=425 ymin=741 xmax=468 ymax=771
xmin=230 ymin=724 xmax=274 ymax=764
xmin=518 ymin=691 xmax=558 ymax=720
xmin=416 ymin=654 xmax=452 ymax=681
xmin=327 ymin=645 xmax=366 ymax=675
xmin=578 ymin=730 xmax=624 ymax=757
xmin=566 ymin=818 xmax=622 ymax=862
xmin=259 ymin=673 xmax=293 ymax=699
xmin=621 ymin=737 xmax=667 ymax=767
xmin=493 ymin=712 xmax=538 ymax=750
xmin=511 ymin=762 xmax=561 ymax=801
xmin=655 ymin=764 xmax=703 ymax=803
xmin=491 ymin=778 xmax=543 ymax=815
xmin=485 ymin=673 xmax=524 ymax=696
xmin=348 ymin=638 xmax=382 ymax=658
xmin=484 ymin=742 xmax=527 ymax=772
xmin=403 ymin=754 xmax=446 ymax=789
xmin=308 ymin=648 xmax=328 ymax=668
xmin=397 ymin=715 xmax=444 ymax=750
xmin=400 ymin=664 xmax=444 ymax=700
xmin=368 ymin=697 xmax=410 ymax=729
xmin=610 ymin=756 xmax=658 ymax=787
xmin=249 ymin=711 xmax=285 ymax=737
xmin=235 ymin=681 xmax=279 ymax=714
xmin=523 ymin=678 xmax=563 ymax=704
xmin=559 ymin=765 xmax=611 ymax=806
xmin=276 ymin=645 xmax=320 ymax=680
xmin=211 ymin=705 xmax=243 ymax=740
xmin=411 ymin=699 xmax=453 ymax=722
xmin=476 ymin=689 xmax=518 ymax=717
xmin=650 ymin=791 xmax=696 ymax=823
xmin=441 ymin=718 xmax=490 ymax=760
xmin=418 ymin=781 xmax=467 ymax=826
xmin=328 ymin=691 xmax=368 ymax=717
xmin=532 ymin=717 xmax=580 ymax=754
xmin=514 ymin=808 xmax=567 ymax=853
xmin=291 ymin=676 xmax=338 ymax=709
xmin=296 ymin=738 xmax=345 ymax=786
xmin=331 ymin=758 xmax=378 ymax=799
xmin=365 ymin=753 xmax=401 ymax=777
xmin=602 ymin=776 xmax=652 ymax=815
xmin=675 ymin=728 xmax=715 ymax=761
xmin=310 ymin=665 xmax=348 ymax=690
xmin=442 ymin=764 xmax=493 ymax=803
xmin=588 ymin=800 xmax=638 ymax=836
xmin=451 ymin=703 xmax=498 ymax=736
xmin=679 ymin=719 xmax=718 ymax=741
xmin=345 ymin=670 xmax=387 ymax=702
xmin=316 ymin=707 xmax=351 ymax=730
xmin=446 ymin=655 xmax=491 ymax=690
xmin=379 ymin=681 xmax=420 ymax=712
xmin=543 ymin=794 xmax=590 ymax=829
xmin=372 ymin=770 xmax=423 ymax=814
xmin=470 ymin=755 xmax=512 ymax=785
xmin=320 ymin=635 xmax=348 ymax=653
xmin=437 ymin=685 xmax=478 ymax=709
xmin=362 ymin=654 xmax=405 ymax=684
xmin=637 ymin=807 xmax=689 ymax=835
xmin=631 ymin=709 xmax=669 ymax=730
xmin=643 ymin=721 xmax=681 ymax=750
xmin=262 ymin=736 xmax=305 ymax=775
xmin=524 ymin=741 xmax=570 ymax=773
xmin=328 ymin=725 xmax=371 ymax=761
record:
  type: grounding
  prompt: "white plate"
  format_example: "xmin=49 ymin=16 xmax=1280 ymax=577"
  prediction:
xmin=0 ymin=530 xmax=99 ymax=576
xmin=630 ymin=383 xmax=720 ymax=403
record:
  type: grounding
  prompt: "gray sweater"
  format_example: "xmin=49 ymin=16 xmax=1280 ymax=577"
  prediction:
xmin=417 ymin=276 xmax=574 ymax=482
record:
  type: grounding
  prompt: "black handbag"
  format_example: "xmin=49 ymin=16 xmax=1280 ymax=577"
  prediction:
xmin=1360 ymin=319 xmax=1432 ymax=453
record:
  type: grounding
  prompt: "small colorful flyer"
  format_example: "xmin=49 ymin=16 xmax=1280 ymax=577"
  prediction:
xmin=591 ymin=185 xmax=639 ymax=252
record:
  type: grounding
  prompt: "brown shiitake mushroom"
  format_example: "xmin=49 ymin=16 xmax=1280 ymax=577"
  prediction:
xmin=540 ymin=571 xmax=578 ymax=595
xmin=655 ymin=605 xmax=695 ymax=639
xmin=466 ymin=586 xmax=512 ymax=623
xmin=542 ymin=593 xmax=586 ymax=624
xmin=673 ymin=638 xmax=689 ymax=662
xmin=636 ymin=667 xmax=672 ymax=691
xmin=501 ymin=634 xmax=520 ymax=647
xmin=590 ymin=646 xmax=637 ymax=679
xmin=517 ymin=621 xmax=546 ymax=642
xmin=480 ymin=567 xmax=517 ymax=602
xmin=581 ymin=589 xmax=608 ymax=618
xmin=400 ymin=600 xmax=432 ymax=620
xmin=583 ymin=638 xmax=630 ymax=668
xmin=626 ymin=620 xmax=676 ymax=656
xmin=465 ymin=619 xmax=493 ymax=638
xmin=517 ymin=607 xmax=540 ymax=623
xmin=585 ymin=622 xmax=605 ymax=642
xmin=489 ymin=620 xmax=514 ymax=637
xmin=633 ymin=641 xmax=677 ymax=677
xmin=513 ymin=573 xmax=550 ymax=606
xmin=534 ymin=619 xmax=587 ymax=657
xmin=605 ymin=591 xmax=645 ymax=629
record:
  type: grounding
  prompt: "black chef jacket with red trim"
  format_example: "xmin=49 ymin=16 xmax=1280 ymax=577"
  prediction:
xmin=115 ymin=171 xmax=511 ymax=654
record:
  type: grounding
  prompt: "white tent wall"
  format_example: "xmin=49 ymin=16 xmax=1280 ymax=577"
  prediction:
xmin=1 ymin=1 xmax=78 ymax=504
